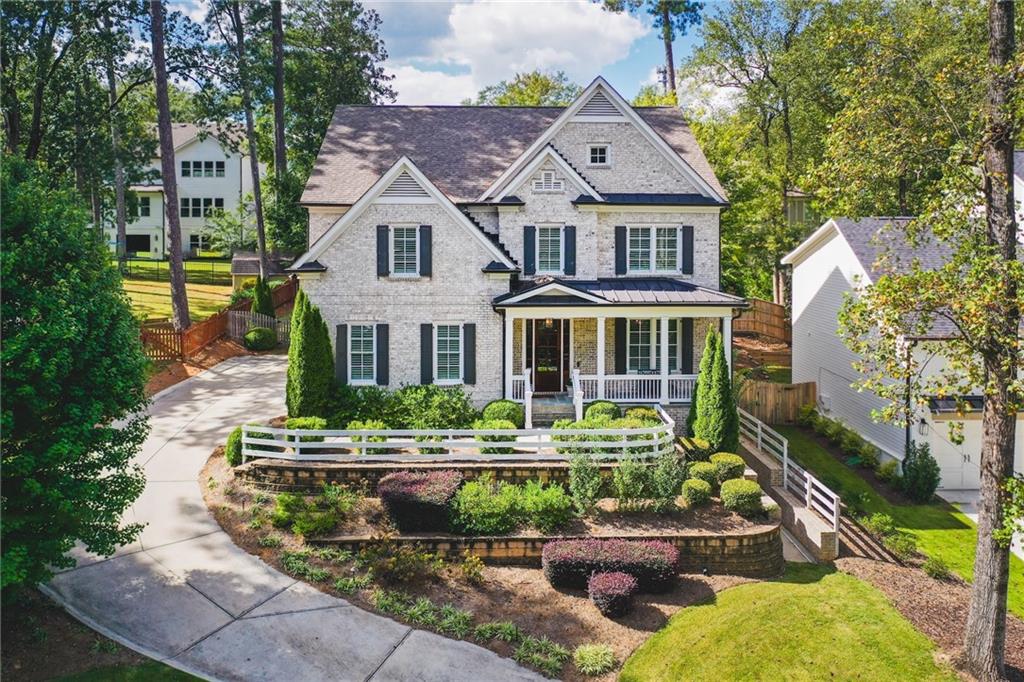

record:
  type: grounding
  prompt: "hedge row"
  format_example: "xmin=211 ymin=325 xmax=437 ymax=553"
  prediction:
xmin=541 ymin=538 xmax=679 ymax=592
xmin=377 ymin=470 xmax=463 ymax=532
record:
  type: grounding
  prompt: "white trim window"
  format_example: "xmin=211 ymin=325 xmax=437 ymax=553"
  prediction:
xmin=588 ymin=144 xmax=610 ymax=166
xmin=627 ymin=319 xmax=657 ymax=373
xmin=391 ymin=225 xmax=419 ymax=276
xmin=628 ymin=226 xmax=680 ymax=273
xmin=532 ymin=169 xmax=564 ymax=193
xmin=349 ymin=324 xmax=376 ymax=384
xmin=435 ymin=324 xmax=462 ymax=384
xmin=536 ymin=225 xmax=563 ymax=274
xmin=137 ymin=196 xmax=151 ymax=218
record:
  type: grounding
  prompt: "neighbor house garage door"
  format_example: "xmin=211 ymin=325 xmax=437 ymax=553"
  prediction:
xmin=126 ymin=234 xmax=151 ymax=254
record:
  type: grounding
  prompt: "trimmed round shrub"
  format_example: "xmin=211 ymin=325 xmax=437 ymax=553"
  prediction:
xmin=472 ymin=418 xmax=518 ymax=454
xmin=482 ymin=399 xmax=525 ymax=428
xmin=859 ymin=442 xmax=881 ymax=470
xmin=710 ymin=452 xmax=746 ymax=482
xmin=519 ymin=480 xmax=574 ymax=533
xmin=542 ymin=538 xmax=679 ymax=592
xmin=244 ymin=326 xmax=277 ymax=350
xmin=377 ymin=470 xmax=462 ymax=532
xmin=624 ymin=406 xmax=660 ymax=424
xmin=876 ymin=459 xmax=900 ymax=484
xmin=585 ymin=401 xmax=621 ymax=421
xmin=587 ymin=571 xmax=637 ymax=618
xmin=688 ymin=461 xmax=718 ymax=488
xmin=839 ymin=429 xmax=865 ymax=457
xmin=285 ymin=416 xmax=327 ymax=442
xmin=901 ymin=442 xmax=940 ymax=503
xmin=225 ymin=426 xmax=242 ymax=466
xmin=720 ymin=478 xmax=764 ymax=516
xmin=347 ymin=419 xmax=388 ymax=444
xmin=451 ymin=474 xmax=522 ymax=535
xmin=681 ymin=478 xmax=711 ymax=507
xmin=681 ymin=437 xmax=712 ymax=461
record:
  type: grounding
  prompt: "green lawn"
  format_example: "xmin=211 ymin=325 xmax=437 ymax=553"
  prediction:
xmin=763 ymin=364 xmax=792 ymax=383
xmin=57 ymin=662 xmax=197 ymax=681
xmin=121 ymin=257 xmax=232 ymax=286
xmin=776 ymin=425 xmax=1024 ymax=618
xmin=621 ymin=563 xmax=956 ymax=682
xmin=123 ymin=278 xmax=233 ymax=321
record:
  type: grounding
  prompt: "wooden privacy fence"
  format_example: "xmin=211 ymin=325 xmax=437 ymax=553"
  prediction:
xmin=140 ymin=277 xmax=298 ymax=361
xmin=738 ymin=380 xmax=816 ymax=425
xmin=735 ymin=298 xmax=791 ymax=344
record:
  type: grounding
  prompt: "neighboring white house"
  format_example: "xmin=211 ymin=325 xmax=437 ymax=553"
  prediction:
xmin=105 ymin=123 xmax=257 ymax=258
xmin=288 ymin=77 xmax=747 ymax=426
xmin=782 ymin=216 xmax=1023 ymax=490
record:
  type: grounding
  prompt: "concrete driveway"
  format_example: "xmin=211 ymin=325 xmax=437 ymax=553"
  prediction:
xmin=43 ymin=355 xmax=541 ymax=682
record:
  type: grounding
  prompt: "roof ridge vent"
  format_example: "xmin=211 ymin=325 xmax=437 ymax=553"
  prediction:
xmin=380 ymin=170 xmax=430 ymax=198
xmin=577 ymin=90 xmax=621 ymax=118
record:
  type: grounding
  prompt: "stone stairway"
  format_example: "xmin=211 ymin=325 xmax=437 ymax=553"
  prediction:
xmin=530 ymin=396 xmax=576 ymax=427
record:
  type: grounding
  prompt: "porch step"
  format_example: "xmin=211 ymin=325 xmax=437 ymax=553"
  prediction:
xmin=530 ymin=398 xmax=576 ymax=427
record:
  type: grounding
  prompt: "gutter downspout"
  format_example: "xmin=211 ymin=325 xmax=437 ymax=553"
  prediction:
xmin=905 ymin=338 xmax=917 ymax=459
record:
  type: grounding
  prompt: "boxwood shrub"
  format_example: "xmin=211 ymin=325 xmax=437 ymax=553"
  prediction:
xmin=377 ymin=470 xmax=462 ymax=532
xmin=472 ymin=418 xmax=517 ymax=454
xmin=225 ymin=426 xmax=242 ymax=466
xmin=285 ymin=416 xmax=327 ymax=441
xmin=720 ymin=478 xmax=764 ymax=516
xmin=710 ymin=452 xmax=746 ymax=482
xmin=587 ymin=571 xmax=637 ymax=618
xmin=542 ymin=538 xmax=679 ymax=592
xmin=519 ymin=480 xmax=574 ymax=533
xmin=347 ymin=419 xmax=388 ymax=444
xmin=482 ymin=399 xmax=525 ymax=428
xmin=451 ymin=474 xmax=522 ymax=535
xmin=688 ymin=461 xmax=718 ymax=488
xmin=244 ymin=326 xmax=277 ymax=350
xmin=680 ymin=436 xmax=713 ymax=462
xmin=681 ymin=478 xmax=711 ymax=507
xmin=585 ymin=401 xmax=621 ymax=421
xmin=624 ymin=406 xmax=660 ymax=424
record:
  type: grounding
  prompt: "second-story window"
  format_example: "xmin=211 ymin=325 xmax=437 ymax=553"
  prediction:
xmin=537 ymin=225 xmax=563 ymax=274
xmin=215 ymin=161 xmax=225 ymax=177
xmin=204 ymin=161 xmax=214 ymax=177
xmin=628 ymin=226 xmax=680 ymax=273
xmin=391 ymin=226 xmax=419 ymax=276
xmin=181 ymin=160 xmax=191 ymax=177
xmin=137 ymin=197 xmax=151 ymax=217
xmin=588 ymin=144 xmax=609 ymax=166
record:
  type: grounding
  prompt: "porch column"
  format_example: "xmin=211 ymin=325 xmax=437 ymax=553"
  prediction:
xmin=659 ymin=316 xmax=669 ymax=404
xmin=596 ymin=316 xmax=606 ymax=400
xmin=504 ymin=314 xmax=513 ymax=398
xmin=722 ymin=314 xmax=733 ymax=376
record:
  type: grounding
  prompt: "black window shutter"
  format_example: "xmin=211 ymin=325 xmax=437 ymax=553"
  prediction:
xmin=680 ymin=318 xmax=694 ymax=374
xmin=419 ymin=225 xmax=432 ymax=277
xmin=463 ymin=323 xmax=476 ymax=384
xmin=376 ymin=225 xmax=389 ymax=277
xmin=523 ymin=225 xmax=536 ymax=275
xmin=614 ymin=226 xmax=627 ymax=275
xmin=335 ymin=324 xmax=348 ymax=385
xmin=614 ymin=318 xmax=627 ymax=374
xmin=681 ymin=225 xmax=694 ymax=275
xmin=564 ymin=225 xmax=576 ymax=276
xmin=420 ymin=323 xmax=433 ymax=384
xmin=376 ymin=324 xmax=389 ymax=386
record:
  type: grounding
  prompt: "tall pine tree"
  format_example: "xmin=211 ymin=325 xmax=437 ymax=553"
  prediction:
xmin=687 ymin=326 xmax=718 ymax=437
xmin=286 ymin=290 xmax=333 ymax=418
xmin=694 ymin=328 xmax=739 ymax=452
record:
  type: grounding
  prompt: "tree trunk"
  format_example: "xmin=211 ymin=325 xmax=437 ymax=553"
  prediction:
xmin=963 ymin=1 xmax=1017 ymax=679
xmin=104 ymin=12 xmax=128 ymax=267
xmin=661 ymin=3 xmax=676 ymax=95
xmin=25 ymin=10 xmax=59 ymax=161
xmin=231 ymin=0 xmax=270 ymax=279
xmin=271 ymin=0 xmax=287 ymax=185
xmin=150 ymin=0 xmax=191 ymax=331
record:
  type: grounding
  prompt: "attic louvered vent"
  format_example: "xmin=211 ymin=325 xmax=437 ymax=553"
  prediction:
xmin=381 ymin=171 xmax=430 ymax=198
xmin=577 ymin=90 xmax=620 ymax=117
xmin=532 ymin=170 xmax=564 ymax=192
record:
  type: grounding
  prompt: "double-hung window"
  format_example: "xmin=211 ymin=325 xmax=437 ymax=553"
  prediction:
xmin=536 ymin=225 xmax=563 ymax=274
xmin=391 ymin=226 xmax=419 ymax=276
xmin=349 ymin=324 xmax=376 ymax=384
xmin=628 ymin=226 xmax=680 ymax=273
xmin=215 ymin=160 xmax=225 ymax=177
xmin=181 ymin=160 xmax=191 ymax=177
xmin=435 ymin=324 xmax=462 ymax=383
xmin=138 ymin=197 xmax=151 ymax=217
xmin=627 ymin=320 xmax=656 ymax=373
xmin=204 ymin=161 xmax=215 ymax=177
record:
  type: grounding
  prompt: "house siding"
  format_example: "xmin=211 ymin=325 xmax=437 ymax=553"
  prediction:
xmin=308 ymin=209 xmax=346 ymax=247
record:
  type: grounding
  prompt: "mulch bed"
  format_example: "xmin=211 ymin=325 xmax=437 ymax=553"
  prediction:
xmin=145 ymin=338 xmax=254 ymax=397
xmin=837 ymin=557 xmax=1024 ymax=681
xmin=201 ymin=450 xmax=757 ymax=681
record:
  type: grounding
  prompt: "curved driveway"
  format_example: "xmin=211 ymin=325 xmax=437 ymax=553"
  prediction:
xmin=44 ymin=355 xmax=540 ymax=682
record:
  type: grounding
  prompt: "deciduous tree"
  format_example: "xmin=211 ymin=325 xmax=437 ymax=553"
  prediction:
xmin=465 ymin=70 xmax=582 ymax=106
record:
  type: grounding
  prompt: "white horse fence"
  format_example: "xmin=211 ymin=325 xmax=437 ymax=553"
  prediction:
xmin=738 ymin=407 xmax=841 ymax=532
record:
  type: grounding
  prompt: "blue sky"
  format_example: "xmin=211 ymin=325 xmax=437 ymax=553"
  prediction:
xmin=364 ymin=0 xmax=708 ymax=104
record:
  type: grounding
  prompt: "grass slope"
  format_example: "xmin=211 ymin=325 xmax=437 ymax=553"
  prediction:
xmin=777 ymin=425 xmax=1024 ymax=618
xmin=57 ymin=662 xmax=197 ymax=681
xmin=621 ymin=564 xmax=956 ymax=682
xmin=123 ymin=278 xmax=232 ymax=321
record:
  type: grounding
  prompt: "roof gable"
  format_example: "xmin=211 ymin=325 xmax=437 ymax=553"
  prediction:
xmin=496 ymin=145 xmax=602 ymax=202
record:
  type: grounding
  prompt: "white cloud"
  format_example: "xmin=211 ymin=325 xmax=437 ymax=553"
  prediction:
xmin=676 ymin=74 xmax=742 ymax=119
xmin=390 ymin=65 xmax=478 ymax=105
xmin=167 ymin=0 xmax=208 ymax=24
xmin=386 ymin=0 xmax=649 ymax=104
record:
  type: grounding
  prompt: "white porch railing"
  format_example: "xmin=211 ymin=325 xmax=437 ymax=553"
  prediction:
xmin=241 ymin=409 xmax=675 ymax=464
xmin=573 ymin=373 xmax=697 ymax=403
xmin=523 ymin=367 xmax=533 ymax=429
xmin=738 ymin=407 xmax=841 ymax=533
xmin=571 ymin=368 xmax=584 ymax=420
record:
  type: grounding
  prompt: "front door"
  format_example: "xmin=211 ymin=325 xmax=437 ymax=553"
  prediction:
xmin=533 ymin=319 xmax=562 ymax=392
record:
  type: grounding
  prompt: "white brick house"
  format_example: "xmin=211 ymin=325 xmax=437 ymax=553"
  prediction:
xmin=105 ymin=123 xmax=259 ymax=258
xmin=290 ymin=78 xmax=746 ymax=422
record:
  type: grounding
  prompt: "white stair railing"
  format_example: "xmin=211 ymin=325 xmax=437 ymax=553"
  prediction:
xmin=571 ymin=368 xmax=584 ymax=421
xmin=523 ymin=367 xmax=533 ymax=429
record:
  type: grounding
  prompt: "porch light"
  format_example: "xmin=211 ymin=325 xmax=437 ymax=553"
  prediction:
xmin=917 ymin=417 xmax=928 ymax=436
xmin=544 ymin=318 xmax=553 ymax=326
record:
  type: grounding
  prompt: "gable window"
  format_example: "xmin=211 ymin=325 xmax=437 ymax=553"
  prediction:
xmin=215 ymin=160 xmax=225 ymax=177
xmin=204 ymin=161 xmax=215 ymax=177
xmin=628 ymin=226 xmax=680 ymax=272
xmin=588 ymin=144 xmax=609 ymax=166
xmin=537 ymin=225 xmax=563 ymax=274
xmin=181 ymin=161 xmax=191 ymax=177
xmin=532 ymin=170 xmax=563 ymax=193
xmin=137 ymin=196 xmax=151 ymax=218
xmin=435 ymin=324 xmax=462 ymax=383
xmin=391 ymin=226 xmax=419 ymax=276
xmin=349 ymin=324 xmax=376 ymax=384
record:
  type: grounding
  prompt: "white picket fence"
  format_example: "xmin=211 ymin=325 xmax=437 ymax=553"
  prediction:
xmin=739 ymin=407 xmax=841 ymax=532
xmin=242 ymin=406 xmax=676 ymax=464
xmin=228 ymin=310 xmax=290 ymax=345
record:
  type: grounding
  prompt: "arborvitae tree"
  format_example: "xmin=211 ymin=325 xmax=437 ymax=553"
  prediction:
xmin=687 ymin=327 xmax=718 ymax=436
xmin=287 ymin=295 xmax=334 ymax=418
xmin=694 ymin=329 xmax=739 ymax=452
xmin=285 ymin=287 xmax=308 ymax=416
xmin=251 ymin=276 xmax=274 ymax=318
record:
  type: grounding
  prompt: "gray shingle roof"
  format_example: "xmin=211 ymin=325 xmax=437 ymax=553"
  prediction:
xmin=153 ymin=122 xmax=245 ymax=155
xmin=301 ymin=105 xmax=725 ymax=205
xmin=494 ymin=277 xmax=747 ymax=307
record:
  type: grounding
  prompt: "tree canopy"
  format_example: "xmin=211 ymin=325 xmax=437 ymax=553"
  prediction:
xmin=464 ymin=70 xmax=583 ymax=106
